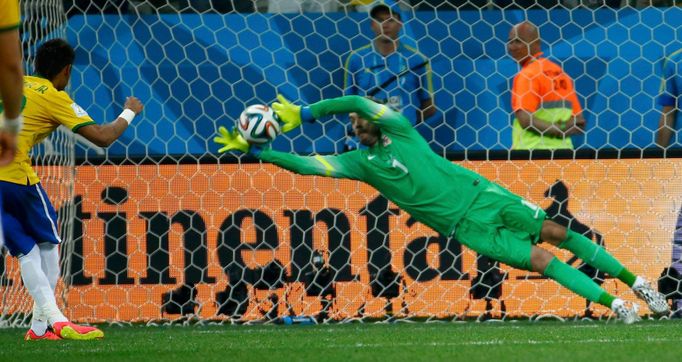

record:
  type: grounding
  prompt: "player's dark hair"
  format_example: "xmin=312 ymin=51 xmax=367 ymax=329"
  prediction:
xmin=34 ymin=38 xmax=75 ymax=80
xmin=370 ymin=4 xmax=401 ymax=21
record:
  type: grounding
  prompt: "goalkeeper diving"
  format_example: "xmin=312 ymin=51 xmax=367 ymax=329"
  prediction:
xmin=215 ymin=95 xmax=669 ymax=323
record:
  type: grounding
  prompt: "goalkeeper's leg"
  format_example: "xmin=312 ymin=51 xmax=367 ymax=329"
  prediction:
xmin=541 ymin=221 xmax=669 ymax=315
xmin=531 ymin=246 xmax=640 ymax=324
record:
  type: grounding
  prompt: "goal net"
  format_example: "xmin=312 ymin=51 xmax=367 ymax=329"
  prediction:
xmin=2 ymin=1 xmax=681 ymax=325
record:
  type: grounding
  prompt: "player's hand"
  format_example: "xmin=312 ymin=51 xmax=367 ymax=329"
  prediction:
xmin=213 ymin=126 xmax=249 ymax=153
xmin=0 ymin=131 xmax=17 ymax=166
xmin=272 ymin=94 xmax=301 ymax=133
xmin=124 ymin=96 xmax=144 ymax=115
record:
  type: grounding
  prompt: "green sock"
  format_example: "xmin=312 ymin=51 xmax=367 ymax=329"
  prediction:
xmin=615 ymin=268 xmax=637 ymax=288
xmin=543 ymin=257 xmax=615 ymax=307
xmin=598 ymin=293 xmax=616 ymax=309
xmin=559 ymin=230 xmax=636 ymax=286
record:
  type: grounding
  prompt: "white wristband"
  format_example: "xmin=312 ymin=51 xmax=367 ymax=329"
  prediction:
xmin=118 ymin=109 xmax=135 ymax=125
xmin=0 ymin=114 xmax=23 ymax=134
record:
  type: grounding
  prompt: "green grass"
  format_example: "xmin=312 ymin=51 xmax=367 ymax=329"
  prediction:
xmin=2 ymin=320 xmax=681 ymax=361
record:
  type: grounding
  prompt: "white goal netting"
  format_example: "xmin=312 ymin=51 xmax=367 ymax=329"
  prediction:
xmin=2 ymin=0 xmax=682 ymax=325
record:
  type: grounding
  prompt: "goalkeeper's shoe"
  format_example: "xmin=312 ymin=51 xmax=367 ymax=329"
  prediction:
xmin=632 ymin=280 xmax=670 ymax=315
xmin=24 ymin=329 xmax=61 ymax=341
xmin=52 ymin=321 xmax=104 ymax=340
xmin=612 ymin=300 xmax=641 ymax=324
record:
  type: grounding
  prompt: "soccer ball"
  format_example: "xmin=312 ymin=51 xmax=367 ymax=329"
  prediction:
xmin=237 ymin=104 xmax=281 ymax=145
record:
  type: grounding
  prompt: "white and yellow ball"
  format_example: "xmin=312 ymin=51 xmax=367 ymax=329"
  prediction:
xmin=237 ymin=104 xmax=281 ymax=145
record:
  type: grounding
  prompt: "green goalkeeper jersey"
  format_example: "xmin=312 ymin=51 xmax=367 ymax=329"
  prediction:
xmin=257 ymin=96 xmax=490 ymax=236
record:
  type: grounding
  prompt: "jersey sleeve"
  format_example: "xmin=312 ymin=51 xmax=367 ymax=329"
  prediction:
xmin=309 ymin=95 xmax=413 ymax=135
xmin=511 ymin=69 xmax=541 ymax=113
xmin=49 ymin=91 xmax=96 ymax=132
xmin=0 ymin=0 xmax=20 ymax=31
xmin=258 ymin=148 xmax=366 ymax=180
xmin=658 ymin=56 xmax=678 ymax=107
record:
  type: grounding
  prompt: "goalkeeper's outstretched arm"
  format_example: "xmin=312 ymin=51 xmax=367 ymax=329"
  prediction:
xmin=307 ymin=95 xmax=386 ymax=123
xmin=212 ymin=126 xmax=363 ymax=179
xmin=273 ymin=94 xmax=410 ymax=134
xmin=254 ymin=147 xmax=362 ymax=180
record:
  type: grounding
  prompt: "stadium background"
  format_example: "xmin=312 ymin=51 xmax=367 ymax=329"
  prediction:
xmin=2 ymin=2 xmax=682 ymax=325
xmin=68 ymin=7 xmax=682 ymax=155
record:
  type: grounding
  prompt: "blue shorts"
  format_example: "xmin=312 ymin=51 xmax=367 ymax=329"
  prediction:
xmin=0 ymin=181 xmax=61 ymax=257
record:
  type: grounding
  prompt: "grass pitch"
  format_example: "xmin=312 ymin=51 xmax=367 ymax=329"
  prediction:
xmin=2 ymin=319 xmax=681 ymax=361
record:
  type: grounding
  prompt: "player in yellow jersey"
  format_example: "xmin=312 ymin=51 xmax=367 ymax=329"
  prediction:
xmin=0 ymin=0 xmax=24 ymax=165
xmin=0 ymin=39 xmax=143 ymax=341
xmin=0 ymin=0 xmax=25 ymax=266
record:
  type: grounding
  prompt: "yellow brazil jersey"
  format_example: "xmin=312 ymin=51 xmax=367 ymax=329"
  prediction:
xmin=0 ymin=76 xmax=95 ymax=185
xmin=0 ymin=0 xmax=21 ymax=32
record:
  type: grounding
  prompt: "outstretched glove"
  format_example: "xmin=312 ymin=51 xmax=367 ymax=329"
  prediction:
xmin=214 ymin=126 xmax=250 ymax=153
xmin=272 ymin=94 xmax=302 ymax=133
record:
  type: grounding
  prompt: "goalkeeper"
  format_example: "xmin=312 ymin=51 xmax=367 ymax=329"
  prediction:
xmin=215 ymin=95 xmax=668 ymax=323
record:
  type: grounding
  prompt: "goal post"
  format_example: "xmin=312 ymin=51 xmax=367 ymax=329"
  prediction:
xmin=2 ymin=2 xmax=682 ymax=326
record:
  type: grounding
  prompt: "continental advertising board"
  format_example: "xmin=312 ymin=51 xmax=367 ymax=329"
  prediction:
xmin=1 ymin=159 xmax=677 ymax=322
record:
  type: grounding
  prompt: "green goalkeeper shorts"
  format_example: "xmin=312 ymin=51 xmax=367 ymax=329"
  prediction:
xmin=454 ymin=183 xmax=546 ymax=271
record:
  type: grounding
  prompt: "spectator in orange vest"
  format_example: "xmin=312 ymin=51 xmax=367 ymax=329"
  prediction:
xmin=508 ymin=21 xmax=586 ymax=150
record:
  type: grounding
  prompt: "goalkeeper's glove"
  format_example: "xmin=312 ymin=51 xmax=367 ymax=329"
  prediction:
xmin=214 ymin=126 xmax=250 ymax=153
xmin=272 ymin=94 xmax=301 ymax=133
xmin=272 ymin=94 xmax=314 ymax=133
